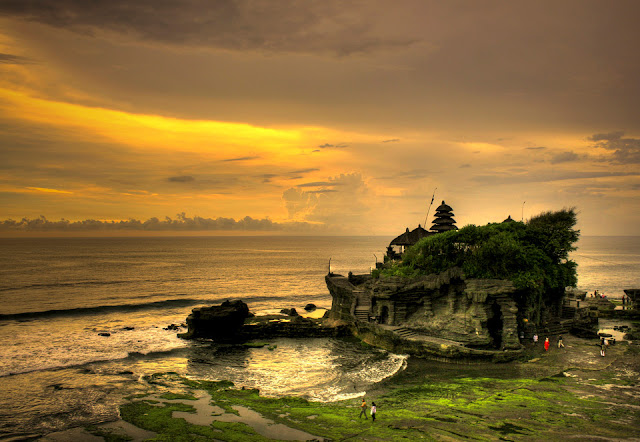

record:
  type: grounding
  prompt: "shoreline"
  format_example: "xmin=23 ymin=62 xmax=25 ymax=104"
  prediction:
xmin=33 ymin=324 xmax=640 ymax=441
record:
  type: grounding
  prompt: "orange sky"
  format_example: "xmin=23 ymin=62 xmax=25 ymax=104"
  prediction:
xmin=1 ymin=1 xmax=639 ymax=235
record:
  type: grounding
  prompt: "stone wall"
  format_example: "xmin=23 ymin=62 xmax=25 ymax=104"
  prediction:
xmin=326 ymin=268 xmax=521 ymax=350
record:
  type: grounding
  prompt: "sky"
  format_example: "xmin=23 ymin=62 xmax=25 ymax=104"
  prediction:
xmin=0 ymin=0 xmax=639 ymax=236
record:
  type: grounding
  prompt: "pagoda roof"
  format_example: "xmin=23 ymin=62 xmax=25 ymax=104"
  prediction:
xmin=390 ymin=225 xmax=433 ymax=246
xmin=435 ymin=201 xmax=453 ymax=212
xmin=431 ymin=224 xmax=459 ymax=232
xmin=432 ymin=217 xmax=457 ymax=225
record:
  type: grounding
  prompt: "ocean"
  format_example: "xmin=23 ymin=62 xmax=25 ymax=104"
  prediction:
xmin=0 ymin=235 xmax=638 ymax=437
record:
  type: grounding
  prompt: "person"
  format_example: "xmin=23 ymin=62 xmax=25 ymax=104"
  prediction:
xmin=370 ymin=402 xmax=377 ymax=422
xmin=544 ymin=337 xmax=550 ymax=351
xmin=359 ymin=398 xmax=368 ymax=419
xmin=557 ymin=335 xmax=565 ymax=348
xmin=533 ymin=334 xmax=538 ymax=343
xmin=600 ymin=341 xmax=606 ymax=357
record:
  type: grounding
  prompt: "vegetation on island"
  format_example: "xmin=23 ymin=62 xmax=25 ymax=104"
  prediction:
xmin=374 ymin=208 xmax=580 ymax=325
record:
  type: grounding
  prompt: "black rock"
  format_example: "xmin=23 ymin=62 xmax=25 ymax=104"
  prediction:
xmin=304 ymin=303 xmax=317 ymax=311
xmin=98 ymin=332 xmax=111 ymax=337
xmin=180 ymin=300 xmax=250 ymax=340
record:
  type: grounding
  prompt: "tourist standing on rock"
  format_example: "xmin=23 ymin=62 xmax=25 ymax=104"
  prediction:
xmin=371 ymin=402 xmax=377 ymax=422
xmin=359 ymin=398 xmax=368 ymax=419
xmin=544 ymin=337 xmax=550 ymax=351
xmin=558 ymin=336 xmax=565 ymax=348
xmin=533 ymin=334 xmax=538 ymax=344
xmin=600 ymin=338 xmax=606 ymax=357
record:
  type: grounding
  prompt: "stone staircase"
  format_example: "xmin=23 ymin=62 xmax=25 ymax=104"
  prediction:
xmin=354 ymin=307 xmax=370 ymax=322
xmin=392 ymin=327 xmax=420 ymax=340
xmin=354 ymin=289 xmax=370 ymax=322
xmin=543 ymin=319 xmax=571 ymax=336
xmin=562 ymin=306 xmax=577 ymax=319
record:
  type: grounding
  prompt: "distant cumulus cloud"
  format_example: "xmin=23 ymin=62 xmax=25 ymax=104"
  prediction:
xmin=167 ymin=175 xmax=195 ymax=182
xmin=0 ymin=213 xmax=325 ymax=232
xmin=283 ymin=173 xmax=370 ymax=227
xmin=590 ymin=131 xmax=640 ymax=164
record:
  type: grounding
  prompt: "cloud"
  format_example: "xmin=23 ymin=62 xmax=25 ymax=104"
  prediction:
xmin=382 ymin=138 xmax=400 ymax=143
xmin=317 ymin=143 xmax=348 ymax=149
xmin=459 ymin=164 xmax=471 ymax=168
xmin=0 ymin=213 xmax=326 ymax=232
xmin=0 ymin=0 xmax=418 ymax=56
xmin=526 ymin=146 xmax=546 ymax=150
xmin=167 ymin=175 xmax=195 ymax=182
xmin=221 ymin=156 xmax=259 ymax=162
xmin=473 ymin=170 xmax=640 ymax=185
xmin=296 ymin=181 xmax=337 ymax=188
xmin=282 ymin=173 xmax=370 ymax=228
xmin=590 ymin=131 xmax=640 ymax=164
xmin=289 ymin=168 xmax=319 ymax=174
xmin=0 ymin=53 xmax=32 ymax=64
xmin=550 ymin=151 xmax=580 ymax=164
xmin=376 ymin=169 xmax=434 ymax=180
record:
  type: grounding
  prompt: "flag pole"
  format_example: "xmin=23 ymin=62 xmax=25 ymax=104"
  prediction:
xmin=423 ymin=188 xmax=437 ymax=227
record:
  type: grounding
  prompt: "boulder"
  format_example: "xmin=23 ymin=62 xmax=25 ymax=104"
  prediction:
xmin=304 ymin=303 xmax=317 ymax=311
xmin=180 ymin=300 xmax=250 ymax=340
xmin=280 ymin=308 xmax=299 ymax=316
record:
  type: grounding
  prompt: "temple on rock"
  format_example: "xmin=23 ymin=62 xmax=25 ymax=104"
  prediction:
xmin=327 ymin=203 xmax=593 ymax=362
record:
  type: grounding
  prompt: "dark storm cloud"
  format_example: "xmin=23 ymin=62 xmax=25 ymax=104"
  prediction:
xmin=590 ymin=131 xmax=640 ymax=164
xmin=221 ymin=156 xmax=259 ymax=162
xmin=0 ymin=52 xmax=32 ymax=64
xmin=167 ymin=175 xmax=195 ymax=182
xmin=550 ymin=151 xmax=580 ymax=164
xmin=0 ymin=0 xmax=417 ymax=55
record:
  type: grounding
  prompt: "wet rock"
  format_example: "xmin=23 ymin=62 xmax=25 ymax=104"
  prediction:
xmin=180 ymin=300 xmax=250 ymax=340
xmin=280 ymin=308 xmax=299 ymax=316
xmin=164 ymin=323 xmax=181 ymax=331
xmin=98 ymin=332 xmax=111 ymax=337
xmin=122 ymin=326 xmax=135 ymax=331
xmin=304 ymin=303 xmax=317 ymax=311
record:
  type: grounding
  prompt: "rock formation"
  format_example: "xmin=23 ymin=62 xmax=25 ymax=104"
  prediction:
xmin=326 ymin=267 xmax=523 ymax=356
xmin=180 ymin=299 xmax=250 ymax=340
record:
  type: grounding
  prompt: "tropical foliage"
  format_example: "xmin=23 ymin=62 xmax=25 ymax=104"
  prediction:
xmin=376 ymin=209 xmax=580 ymax=324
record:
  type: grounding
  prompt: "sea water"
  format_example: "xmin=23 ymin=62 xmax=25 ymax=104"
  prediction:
xmin=0 ymin=235 xmax=638 ymax=436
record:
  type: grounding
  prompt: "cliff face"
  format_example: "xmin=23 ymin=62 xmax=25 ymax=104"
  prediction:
xmin=326 ymin=267 xmax=520 ymax=351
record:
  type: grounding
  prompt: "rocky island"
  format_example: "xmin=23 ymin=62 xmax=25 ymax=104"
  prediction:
xmin=180 ymin=205 xmax=613 ymax=363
